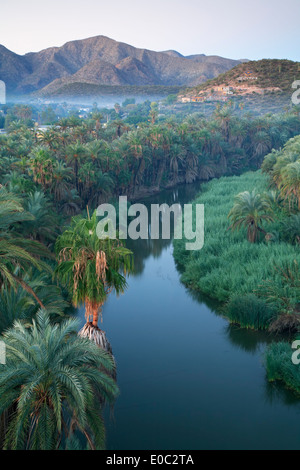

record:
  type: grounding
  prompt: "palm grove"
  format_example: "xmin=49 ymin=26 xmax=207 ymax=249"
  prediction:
xmin=0 ymin=101 xmax=300 ymax=449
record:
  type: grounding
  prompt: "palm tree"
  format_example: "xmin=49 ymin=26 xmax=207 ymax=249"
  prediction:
xmin=214 ymin=106 xmax=233 ymax=141
xmin=3 ymin=170 xmax=35 ymax=195
xmin=55 ymin=210 xmax=133 ymax=349
xmin=149 ymin=102 xmax=158 ymax=124
xmin=50 ymin=160 xmax=73 ymax=203
xmin=28 ymin=146 xmax=54 ymax=189
xmin=60 ymin=189 xmax=81 ymax=216
xmin=22 ymin=191 xmax=58 ymax=244
xmin=84 ymin=140 xmax=102 ymax=163
xmin=0 ymin=311 xmax=118 ymax=450
xmin=65 ymin=142 xmax=86 ymax=191
xmin=0 ymin=269 xmax=69 ymax=334
xmin=0 ymin=188 xmax=52 ymax=306
xmin=279 ymin=161 xmax=300 ymax=209
xmin=169 ymin=143 xmax=186 ymax=183
xmin=38 ymin=129 xmax=57 ymax=150
xmin=228 ymin=190 xmax=274 ymax=242
xmin=111 ymin=119 xmax=129 ymax=138
xmin=90 ymin=112 xmax=103 ymax=131
xmin=250 ymin=131 xmax=272 ymax=166
xmin=283 ymin=213 xmax=300 ymax=244
xmin=79 ymin=165 xmax=114 ymax=206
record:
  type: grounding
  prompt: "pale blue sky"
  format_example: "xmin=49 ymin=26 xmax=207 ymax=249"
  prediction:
xmin=1 ymin=0 xmax=299 ymax=60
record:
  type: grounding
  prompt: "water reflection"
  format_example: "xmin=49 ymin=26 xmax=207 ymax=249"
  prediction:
xmin=126 ymin=182 xmax=203 ymax=275
xmin=80 ymin=180 xmax=300 ymax=449
xmin=264 ymin=380 xmax=300 ymax=407
xmin=225 ymin=324 xmax=273 ymax=354
xmin=123 ymin=181 xmax=300 ymax=413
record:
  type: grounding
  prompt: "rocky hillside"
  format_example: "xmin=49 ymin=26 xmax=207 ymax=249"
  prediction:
xmin=0 ymin=35 xmax=243 ymax=95
xmin=179 ymin=59 xmax=300 ymax=100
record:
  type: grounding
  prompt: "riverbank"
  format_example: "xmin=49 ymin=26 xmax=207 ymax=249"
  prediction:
xmin=82 ymin=180 xmax=300 ymax=449
xmin=173 ymin=171 xmax=300 ymax=330
xmin=173 ymin=170 xmax=300 ymax=396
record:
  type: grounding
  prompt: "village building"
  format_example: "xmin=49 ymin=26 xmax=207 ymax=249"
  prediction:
xmin=223 ymin=86 xmax=234 ymax=94
xmin=191 ymin=96 xmax=205 ymax=102
xmin=181 ymin=97 xmax=191 ymax=103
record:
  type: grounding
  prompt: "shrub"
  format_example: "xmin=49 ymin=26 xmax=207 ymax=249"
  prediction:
xmin=174 ymin=171 xmax=300 ymax=307
xmin=265 ymin=341 xmax=300 ymax=394
xmin=226 ymin=294 xmax=275 ymax=329
xmin=268 ymin=314 xmax=300 ymax=335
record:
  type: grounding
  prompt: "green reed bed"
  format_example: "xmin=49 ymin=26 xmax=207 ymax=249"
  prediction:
xmin=265 ymin=341 xmax=300 ymax=394
xmin=173 ymin=171 xmax=300 ymax=330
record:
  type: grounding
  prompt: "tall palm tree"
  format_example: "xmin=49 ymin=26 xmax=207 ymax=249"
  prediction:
xmin=214 ymin=106 xmax=233 ymax=141
xmin=169 ymin=143 xmax=186 ymax=183
xmin=55 ymin=210 xmax=133 ymax=349
xmin=228 ymin=190 xmax=274 ymax=242
xmin=250 ymin=130 xmax=272 ymax=166
xmin=50 ymin=160 xmax=73 ymax=203
xmin=279 ymin=161 xmax=300 ymax=209
xmin=0 ymin=311 xmax=118 ymax=450
xmin=65 ymin=142 xmax=86 ymax=191
xmin=22 ymin=191 xmax=58 ymax=244
xmin=78 ymin=165 xmax=114 ymax=206
xmin=28 ymin=146 xmax=54 ymax=189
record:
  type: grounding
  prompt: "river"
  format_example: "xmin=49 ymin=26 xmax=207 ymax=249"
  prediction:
xmin=77 ymin=182 xmax=300 ymax=450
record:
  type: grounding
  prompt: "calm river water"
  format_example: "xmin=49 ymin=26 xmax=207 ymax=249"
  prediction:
xmin=77 ymin=182 xmax=300 ymax=450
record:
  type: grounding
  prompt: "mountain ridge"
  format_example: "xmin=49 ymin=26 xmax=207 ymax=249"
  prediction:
xmin=0 ymin=35 xmax=244 ymax=95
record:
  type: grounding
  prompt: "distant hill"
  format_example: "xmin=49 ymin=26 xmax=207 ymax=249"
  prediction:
xmin=179 ymin=59 xmax=300 ymax=100
xmin=0 ymin=35 xmax=243 ymax=96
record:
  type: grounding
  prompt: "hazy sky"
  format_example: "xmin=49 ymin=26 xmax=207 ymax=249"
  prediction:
xmin=1 ymin=0 xmax=299 ymax=60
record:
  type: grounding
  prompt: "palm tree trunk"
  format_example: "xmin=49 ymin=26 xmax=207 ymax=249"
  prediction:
xmin=78 ymin=323 xmax=113 ymax=353
xmin=92 ymin=308 xmax=99 ymax=327
xmin=12 ymin=275 xmax=46 ymax=309
xmin=74 ymin=158 xmax=78 ymax=191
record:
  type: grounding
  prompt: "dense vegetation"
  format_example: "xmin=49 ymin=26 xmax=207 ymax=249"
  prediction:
xmin=0 ymin=184 xmax=125 ymax=449
xmin=0 ymin=311 xmax=118 ymax=450
xmin=265 ymin=341 xmax=300 ymax=396
xmin=1 ymin=105 xmax=300 ymax=212
xmin=0 ymin=101 xmax=300 ymax=446
xmin=174 ymin=171 xmax=299 ymax=329
xmin=173 ymin=133 xmax=300 ymax=394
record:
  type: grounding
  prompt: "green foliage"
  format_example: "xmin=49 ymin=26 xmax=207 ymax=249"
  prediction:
xmin=265 ymin=341 xmax=300 ymax=394
xmin=55 ymin=209 xmax=133 ymax=324
xmin=0 ymin=187 xmax=52 ymax=294
xmin=256 ymin=260 xmax=300 ymax=316
xmin=262 ymin=135 xmax=300 ymax=211
xmin=0 ymin=268 xmax=70 ymax=334
xmin=173 ymin=171 xmax=300 ymax=325
xmin=282 ymin=213 xmax=300 ymax=244
xmin=1 ymin=105 xmax=300 ymax=214
xmin=228 ymin=189 xmax=273 ymax=242
xmin=0 ymin=311 xmax=118 ymax=449
xmin=226 ymin=294 xmax=275 ymax=329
